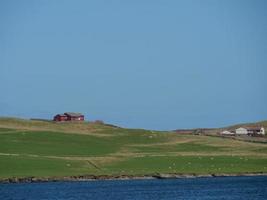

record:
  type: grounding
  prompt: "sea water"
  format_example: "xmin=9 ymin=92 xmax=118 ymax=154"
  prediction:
xmin=1 ymin=176 xmax=267 ymax=200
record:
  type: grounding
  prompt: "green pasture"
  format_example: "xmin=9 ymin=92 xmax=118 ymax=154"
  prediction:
xmin=0 ymin=118 xmax=267 ymax=179
xmin=101 ymin=156 xmax=267 ymax=175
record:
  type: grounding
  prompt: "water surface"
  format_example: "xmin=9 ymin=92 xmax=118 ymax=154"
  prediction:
xmin=1 ymin=176 xmax=267 ymax=200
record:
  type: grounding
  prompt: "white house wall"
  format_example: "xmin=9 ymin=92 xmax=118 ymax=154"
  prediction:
xmin=260 ymin=127 xmax=265 ymax=135
xmin=235 ymin=128 xmax=248 ymax=135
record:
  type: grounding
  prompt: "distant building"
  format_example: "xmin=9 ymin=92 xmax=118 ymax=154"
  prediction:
xmin=53 ymin=114 xmax=68 ymax=122
xmin=235 ymin=126 xmax=265 ymax=136
xmin=53 ymin=112 xmax=84 ymax=122
xmin=220 ymin=130 xmax=235 ymax=135
xmin=64 ymin=112 xmax=84 ymax=121
xmin=235 ymin=127 xmax=248 ymax=135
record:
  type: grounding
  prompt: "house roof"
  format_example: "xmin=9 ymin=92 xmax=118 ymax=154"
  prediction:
xmin=244 ymin=126 xmax=262 ymax=131
xmin=64 ymin=112 xmax=84 ymax=117
xmin=55 ymin=114 xmax=67 ymax=117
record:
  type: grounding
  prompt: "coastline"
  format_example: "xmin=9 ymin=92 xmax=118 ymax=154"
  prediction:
xmin=1 ymin=172 xmax=267 ymax=184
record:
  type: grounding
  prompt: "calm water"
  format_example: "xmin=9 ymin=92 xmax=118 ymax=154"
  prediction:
xmin=1 ymin=176 xmax=267 ymax=200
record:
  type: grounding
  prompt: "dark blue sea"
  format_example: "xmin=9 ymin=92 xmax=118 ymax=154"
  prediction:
xmin=1 ymin=176 xmax=267 ymax=200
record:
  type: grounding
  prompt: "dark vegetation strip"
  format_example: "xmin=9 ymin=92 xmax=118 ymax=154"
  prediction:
xmin=1 ymin=173 xmax=267 ymax=184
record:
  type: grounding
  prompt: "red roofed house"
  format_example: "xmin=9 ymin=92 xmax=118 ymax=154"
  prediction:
xmin=53 ymin=114 xmax=68 ymax=122
xmin=64 ymin=112 xmax=84 ymax=121
xmin=53 ymin=112 xmax=84 ymax=122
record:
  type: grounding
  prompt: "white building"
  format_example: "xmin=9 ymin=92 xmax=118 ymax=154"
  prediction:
xmin=260 ymin=127 xmax=265 ymax=135
xmin=220 ymin=130 xmax=235 ymax=135
xmin=235 ymin=127 xmax=265 ymax=136
xmin=235 ymin=127 xmax=248 ymax=135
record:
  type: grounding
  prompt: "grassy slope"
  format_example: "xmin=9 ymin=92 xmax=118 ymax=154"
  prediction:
xmin=0 ymin=118 xmax=267 ymax=179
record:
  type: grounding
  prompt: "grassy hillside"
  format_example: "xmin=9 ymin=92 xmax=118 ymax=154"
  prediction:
xmin=0 ymin=118 xmax=267 ymax=179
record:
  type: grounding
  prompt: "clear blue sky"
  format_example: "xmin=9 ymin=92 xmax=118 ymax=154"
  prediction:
xmin=1 ymin=0 xmax=267 ymax=130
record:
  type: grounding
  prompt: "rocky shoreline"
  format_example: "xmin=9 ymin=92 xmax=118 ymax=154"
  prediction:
xmin=1 ymin=172 xmax=267 ymax=184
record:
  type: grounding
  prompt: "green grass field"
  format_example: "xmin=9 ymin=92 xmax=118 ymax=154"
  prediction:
xmin=0 ymin=118 xmax=267 ymax=179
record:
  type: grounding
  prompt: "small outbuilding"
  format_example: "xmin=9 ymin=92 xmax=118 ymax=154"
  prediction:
xmin=220 ymin=130 xmax=235 ymax=135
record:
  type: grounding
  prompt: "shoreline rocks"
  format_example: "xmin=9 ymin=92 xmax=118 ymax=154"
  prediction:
xmin=1 ymin=173 xmax=267 ymax=184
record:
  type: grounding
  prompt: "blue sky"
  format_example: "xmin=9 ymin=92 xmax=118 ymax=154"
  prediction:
xmin=0 ymin=0 xmax=267 ymax=130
